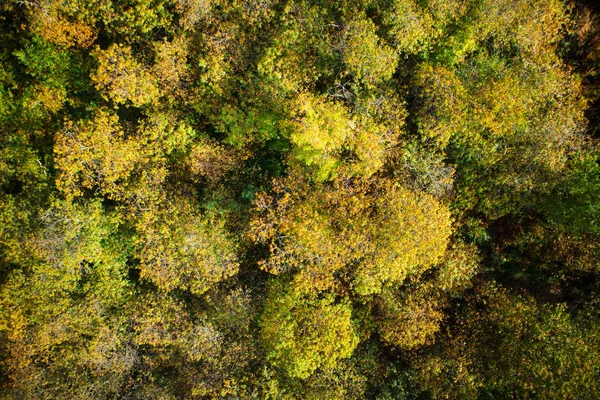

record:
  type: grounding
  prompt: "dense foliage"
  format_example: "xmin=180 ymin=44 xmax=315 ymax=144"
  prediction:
xmin=1 ymin=0 xmax=600 ymax=398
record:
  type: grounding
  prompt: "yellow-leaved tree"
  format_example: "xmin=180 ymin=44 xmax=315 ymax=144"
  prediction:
xmin=260 ymin=278 xmax=359 ymax=379
xmin=250 ymin=168 xmax=452 ymax=295
xmin=92 ymin=44 xmax=159 ymax=107
xmin=134 ymin=195 xmax=239 ymax=296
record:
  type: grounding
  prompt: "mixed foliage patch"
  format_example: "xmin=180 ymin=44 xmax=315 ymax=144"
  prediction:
xmin=1 ymin=0 xmax=600 ymax=398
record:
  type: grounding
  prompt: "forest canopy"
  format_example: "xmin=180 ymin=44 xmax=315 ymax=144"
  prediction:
xmin=1 ymin=0 xmax=600 ymax=398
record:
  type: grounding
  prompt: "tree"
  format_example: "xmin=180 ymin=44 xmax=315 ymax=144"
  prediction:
xmin=1 ymin=0 xmax=599 ymax=397
xmin=0 ymin=200 xmax=133 ymax=398
xmin=25 ymin=0 xmax=97 ymax=48
xmin=54 ymin=109 xmax=143 ymax=200
xmin=260 ymin=278 xmax=359 ymax=379
xmin=541 ymin=152 xmax=600 ymax=235
xmin=376 ymin=287 xmax=445 ymax=351
xmin=91 ymin=44 xmax=159 ymax=107
xmin=341 ymin=14 xmax=398 ymax=87
xmin=413 ymin=282 xmax=600 ymax=399
xmin=251 ymin=169 xmax=452 ymax=295
xmin=134 ymin=196 xmax=239 ymax=296
xmin=288 ymin=93 xmax=356 ymax=181
xmin=414 ymin=52 xmax=586 ymax=218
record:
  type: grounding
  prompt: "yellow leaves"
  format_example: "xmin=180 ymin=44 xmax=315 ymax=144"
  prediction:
xmin=433 ymin=241 xmax=479 ymax=294
xmin=372 ymin=240 xmax=477 ymax=351
xmin=32 ymin=13 xmax=96 ymax=48
xmin=175 ymin=0 xmax=212 ymax=30
xmin=0 ymin=231 xmax=131 ymax=393
xmin=92 ymin=44 xmax=159 ymax=107
xmin=414 ymin=63 xmax=468 ymax=148
xmin=135 ymin=196 xmax=238 ymax=295
xmin=414 ymin=51 xmax=586 ymax=216
xmin=104 ymin=0 xmax=171 ymax=38
xmin=0 ymin=191 xmax=41 ymax=267
xmin=352 ymin=181 xmax=452 ymax=295
xmin=342 ymin=15 xmax=398 ymax=86
xmin=0 ymin=272 xmax=30 ymax=340
xmin=289 ymin=93 xmax=395 ymax=180
xmin=414 ymin=282 xmax=600 ymax=399
xmin=36 ymin=199 xmax=119 ymax=275
xmin=384 ymin=0 xmax=441 ymax=54
xmin=186 ymin=138 xmax=243 ymax=182
xmin=86 ymin=326 xmax=135 ymax=376
xmin=257 ymin=28 xmax=309 ymax=95
xmin=291 ymin=93 xmax=354 ymax=180
xmin=260 ymin=279 xmax=359 ymax=379
xmin=350 ymin=120 xmax=387 ymax=177
xmin=196 ymin=42 xmax=230 ymax=97
xmin=295 ymin=94 xmax=354 ymax=151
xmin=250 ymin=173 xmax=342 ymax=279
xmin=477 ymin=0 xmax=566 ymax=64
xmin=138 ymin=112 xmax=195 ymax=156
xmin=24 ymin=83 xmax=67 ymax=113
xmin=385 ymin=0 xmax=565 ymax=64
xmin=54 ymin=110 xmax=195 ymax=207
xmin=54 ymin=110 xmax=236 ymax=297
xmin=377 ymin=288 xmax=445 ymax=350
xmin=26 ymin=0 xmax=97 ymax=48
xmin=134 ymin=294 xmax=190 ymax=347
xmin=250 ymin=171 xmax=452 ymax=296
xmin=152 ymin=38 xmax=190 ymax=95
xmin=54 ymin=110 xmax=141 ymax=200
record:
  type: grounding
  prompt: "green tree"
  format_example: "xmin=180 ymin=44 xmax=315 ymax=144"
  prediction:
xmin=414 ymin=282 xmax=600 ymax=399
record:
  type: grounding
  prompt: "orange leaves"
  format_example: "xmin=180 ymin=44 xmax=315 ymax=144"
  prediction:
xmin=27 ymin=0 xmax=97 ymax=48
xmin=32 ymin=14 xmax=96 ymax=48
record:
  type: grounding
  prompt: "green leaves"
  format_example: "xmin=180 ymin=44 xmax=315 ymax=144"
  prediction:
xmin=14 ymin=36 xmax=71 ymax=88
xmin=541 ymin=153 xmax=600 ymax=235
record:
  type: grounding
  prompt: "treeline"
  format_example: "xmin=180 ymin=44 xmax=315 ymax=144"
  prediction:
xmin=0 ymin=0 xmax=599 ymax=398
